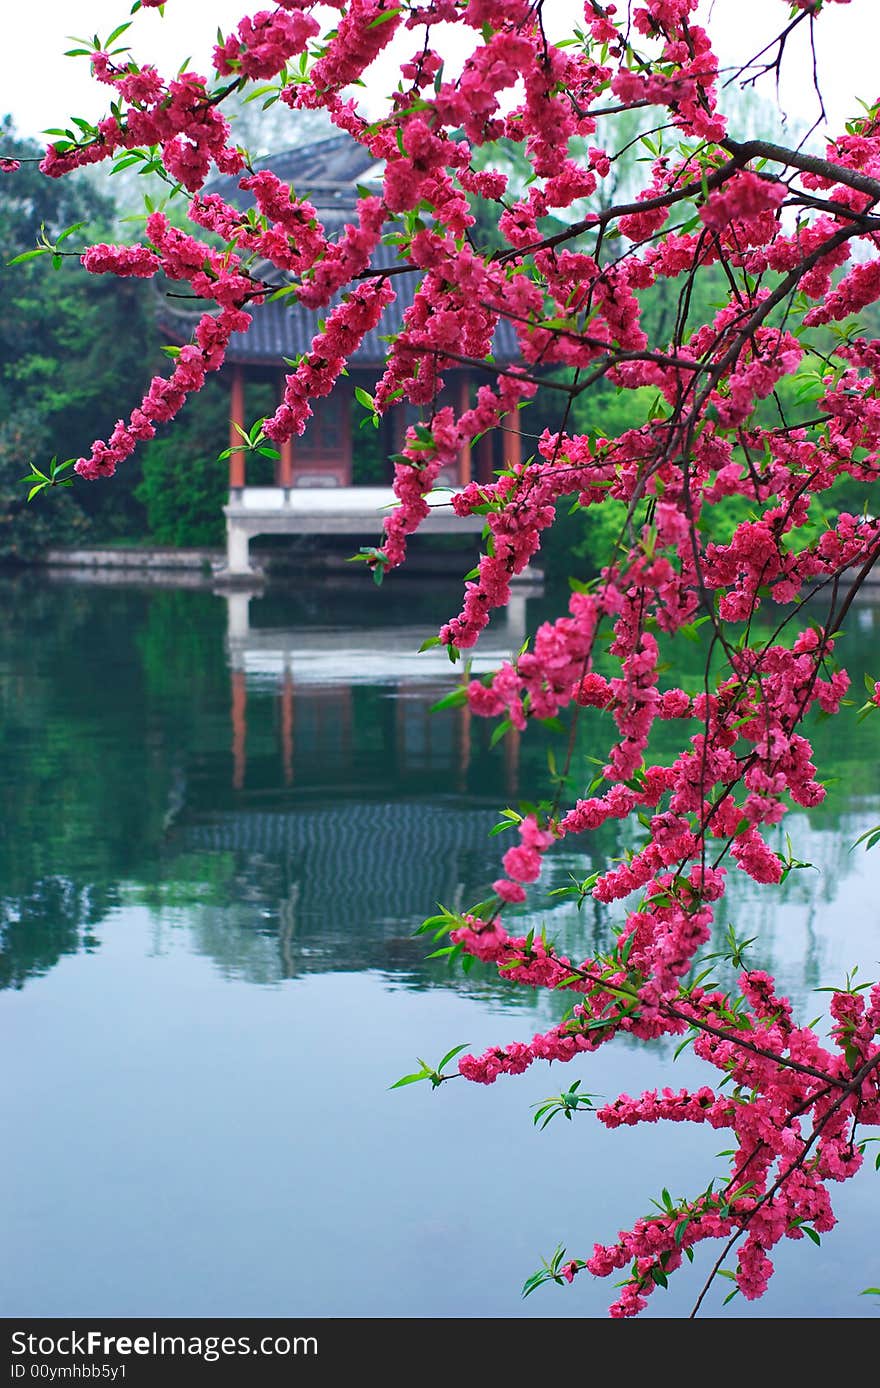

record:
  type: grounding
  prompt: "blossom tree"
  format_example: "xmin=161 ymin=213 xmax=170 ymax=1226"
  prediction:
xmin=6 ymin=0 xmax=880 ymax=1317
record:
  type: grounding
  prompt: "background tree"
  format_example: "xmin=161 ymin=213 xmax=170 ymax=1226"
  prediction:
xmin=0 ymin=117 xmax=157 ymax=553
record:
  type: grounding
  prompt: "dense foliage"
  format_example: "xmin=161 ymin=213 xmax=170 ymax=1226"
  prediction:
xmin=0 ymin=120 xmax=158 ymax=553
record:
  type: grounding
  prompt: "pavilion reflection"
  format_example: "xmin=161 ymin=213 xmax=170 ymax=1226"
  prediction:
xmin=222 ymin=587 xmax=531 ymax=796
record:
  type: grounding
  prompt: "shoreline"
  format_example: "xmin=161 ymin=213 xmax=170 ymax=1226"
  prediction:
xmin=9 ymin=546 xmax=545 ymax=592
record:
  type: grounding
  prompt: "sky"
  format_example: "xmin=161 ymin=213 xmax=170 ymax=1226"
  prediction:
xmin=1 ymin=0 xmax=878 ymax=148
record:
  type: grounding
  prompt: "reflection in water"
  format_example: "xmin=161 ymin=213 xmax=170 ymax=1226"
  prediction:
xmin=2 ymin=573 xmax=880 ymax=1004
xmin=0 ymin=576 xmax=535 ymax=995
xmin=223 ymin=584 xmax=526 ymax=796
xmin=175 ymin=803 xmax=504 ymax=982
xmin=160 ymin=583 xmax=533 ymax=993
xmin=2 ymin=574 xmax=880 ymax=1318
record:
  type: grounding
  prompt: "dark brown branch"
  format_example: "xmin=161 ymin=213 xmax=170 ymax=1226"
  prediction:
xmin=492 ymin=154 xmax=749 ymax=266
xmin=546 ymin=954 xmax=848 ymax=1090
xmin=723 ymin=137 xmax=880 ymax=204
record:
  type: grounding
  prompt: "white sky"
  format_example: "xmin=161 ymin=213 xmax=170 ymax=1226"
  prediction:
xmin=1 ymin=0 xmax=878 ymax=146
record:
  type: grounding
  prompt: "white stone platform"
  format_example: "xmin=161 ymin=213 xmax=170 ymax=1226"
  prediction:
xmin=220 ymin=485 xmax=484 ymax=578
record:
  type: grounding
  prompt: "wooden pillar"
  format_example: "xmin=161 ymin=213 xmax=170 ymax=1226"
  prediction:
xmin=229 ymin=366 xmax=246 ymax=490
xmin=277 ymin=436 xmax=294 ymax=490
xmin=501 ymin=407 xmax=522 ymax=472
xmin=477 ymin=431 xmax=494 ymax=484
xmin=340 ymin=389 xmax=353 ymax=486
xmin=457 ymin=373 xmax=472 ymax=486
xmin=457 ymin=702 xmax=471 ymax=791
xmin=231 ymin=669 xmax=247 ymax=790
xmin=280 ymin=669 xmax=294 ymax=786
xmin=504 ymin=724 xmax=520 ymax=798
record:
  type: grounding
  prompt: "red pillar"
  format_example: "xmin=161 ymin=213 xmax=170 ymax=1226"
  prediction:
xmin=231 ymin=669 xmax=247 ymax=790
xmin=457 ymin=374 xmax=472 ymax=486
xmin=458 ymin=702 xmax=471 ymax=791
xmin=229 ymin=366 xmax=246 ymax=490
xmin=477 ymin=431 xmax=494 ymax=484
xmin=502 ymin=407 xmax=522 ymax=472
xmin=340 ymin=390 xmax=353 ymax=486
xmin=280 ymin=670 xmax=294 ymax=786
xmin=277 ymin=436 xmax=294 ymax=489
xmin=504 ymin=725 xmax=520 ymax=798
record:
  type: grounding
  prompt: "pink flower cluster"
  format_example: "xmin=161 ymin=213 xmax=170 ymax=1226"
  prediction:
xmin=41 ymin=60 xmax=241 ymax=192
xmin=699 ymin=170 xmax=787 ymax=232
xmin=213 ymin=9 xmax=319 ymax=80
xmin=493 ymin=814 xmax=557 ymax=904
xmin=263 ymin=279 xmax=396 ymax=441
xmin=74 ymin=212 xmax=254 ymax=477
xmin=377 ymin=372 xmax=536 ymax=573
xmin=453 ymin=912 xmax=879 ymax=1315
xmin=309 ymin=0 xmax=402 ymax=93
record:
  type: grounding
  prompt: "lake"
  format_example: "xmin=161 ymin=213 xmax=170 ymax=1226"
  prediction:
xmin=1 ymin=570 xmax=878 ymax=1319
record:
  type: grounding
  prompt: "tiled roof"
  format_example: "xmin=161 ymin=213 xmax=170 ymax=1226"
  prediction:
xmin=207 ymin=133 xmax=383 ymax=231
xmin=155 ymin=133 xmax=521 ymax=367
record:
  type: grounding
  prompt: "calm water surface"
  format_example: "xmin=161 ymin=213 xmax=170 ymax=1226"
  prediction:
xmin=1 ymin=572 xmax=879 ymax=1319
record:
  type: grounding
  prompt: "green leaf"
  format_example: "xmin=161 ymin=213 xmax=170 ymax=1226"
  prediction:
xmin=7 ymin=247 xmax=50 ymax=266
xmin=389 ymin=1068 xmax=431 ymax=1090
xmin=488 ymin=820 xmax=518 ymax=837
xmin=56 ymin=221 xmax=86 ymax=245
xmin=429 ymin=687 xmax=468 ymax=714
xmin=489 ymin=717 xmax=513 ymax=749
xmin=521 ymin=1271 xmax=548 ymax=1298
xmin=437 ymin=1044 xmax=469 ymax=1071
xmin=468 ymin=896 xmax=499 ymax=921
xmin=850 ymin=823 xmax=880 ymax=853
xmin=425 ymin=945 xmax=457 ymax=961
xmin=368 ymin=6 xmax=402 ymax=27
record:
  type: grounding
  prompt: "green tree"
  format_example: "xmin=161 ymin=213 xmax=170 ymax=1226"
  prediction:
xmin=0 ymin=118 xmax=155 ymax=556
xmin=135 ymin=376 xmax=279 ymax=546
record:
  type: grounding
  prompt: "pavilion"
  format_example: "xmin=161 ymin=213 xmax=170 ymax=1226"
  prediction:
xmin=156 ymin=133 xmax=524 ymax=577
